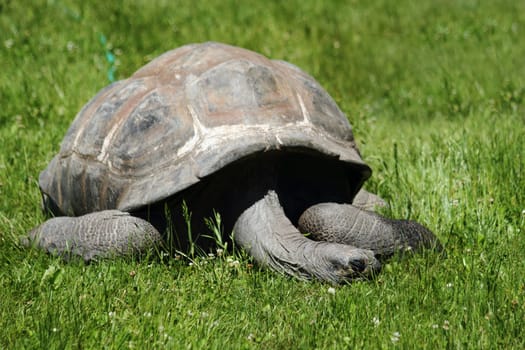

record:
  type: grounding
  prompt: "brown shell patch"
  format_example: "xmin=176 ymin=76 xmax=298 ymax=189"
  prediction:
xmin=109 ymin=87 xmax=195 ymax=176
xmin=65 ymin=79 xmax=148 ymax=157
xmin=188 ymin=59 xmax=302 ymax=128
xmin=273 ymin=60 xmax=354 ymax=143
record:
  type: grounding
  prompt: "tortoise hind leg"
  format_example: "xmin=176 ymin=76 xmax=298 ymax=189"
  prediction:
xmin=23 ymin=210 xmax=163 ymax=262
xmin=298 ymin=203 xmax=441 ymax=260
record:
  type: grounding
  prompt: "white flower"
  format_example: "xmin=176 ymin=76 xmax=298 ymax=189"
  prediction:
xmin=391 ymin=331 xmax=400 ymax=343
xmin=327 ymin=287 xmax=336 ymax=295
xmin=66 ymin=41 xmax=77 ymax=52
xmin=4 ymin=39 xmax=14 ymax=49
xmin=446 ymin=282 xmax=453 ymax=288
xmin=228 ymin=260 xmax=240 ymax=267
xmin=372 ymin=316 xmax=380 ymax=327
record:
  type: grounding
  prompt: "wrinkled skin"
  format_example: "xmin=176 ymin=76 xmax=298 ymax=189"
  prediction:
xmin=25 ymin=153 xmax=441 ymax=284
xmin=233 ymin=189 xmax=382 ymax=283
xmin=24 ymin=211 xmax=162 ymax=262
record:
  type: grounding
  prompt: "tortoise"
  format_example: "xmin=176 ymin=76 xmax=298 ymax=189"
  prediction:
xmin=25 ymin=42 xmax=440 ymax=284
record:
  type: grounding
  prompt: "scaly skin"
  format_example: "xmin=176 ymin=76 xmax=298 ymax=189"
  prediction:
xmin=298 ymin=202 xmax=441 ymax=260
xmin=24 ymin=190 xmax=439 ymax=283
xmin=23 ymin=210 xmax=162 ymax=261
xmin=233 ymin=190 xmax=381 ymax=283
xmin=23 ymin=189 xmax=440 ymax=283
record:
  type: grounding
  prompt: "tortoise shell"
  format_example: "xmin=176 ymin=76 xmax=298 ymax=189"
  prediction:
xmin=39 ymin=42 xmax=371 ymax=215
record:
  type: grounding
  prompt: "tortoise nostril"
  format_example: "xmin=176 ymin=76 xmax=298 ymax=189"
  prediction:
xmin=349 ymin=258 xmax=366 ymax=272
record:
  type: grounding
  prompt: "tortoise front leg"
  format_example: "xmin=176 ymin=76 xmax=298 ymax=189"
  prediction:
xmin=233 ymin=190 xmax=381 ymax=284
xmin=298 ymin=203 xmax=441 ymax=260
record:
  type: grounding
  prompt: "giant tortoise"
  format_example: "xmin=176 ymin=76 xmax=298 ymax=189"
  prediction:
xmin=25 ymin=42 xmax=440 ymax=283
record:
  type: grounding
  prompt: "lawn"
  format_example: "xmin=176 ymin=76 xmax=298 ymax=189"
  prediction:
xmin=1 ymin=0 xmax=524 ymax=348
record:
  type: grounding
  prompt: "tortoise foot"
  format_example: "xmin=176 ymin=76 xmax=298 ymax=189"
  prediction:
xmin=302 ymin=242 xmax=381 ymax=283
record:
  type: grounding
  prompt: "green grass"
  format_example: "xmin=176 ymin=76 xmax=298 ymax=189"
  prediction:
xmin=1 ymin=0 xmax=524 ymax=348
